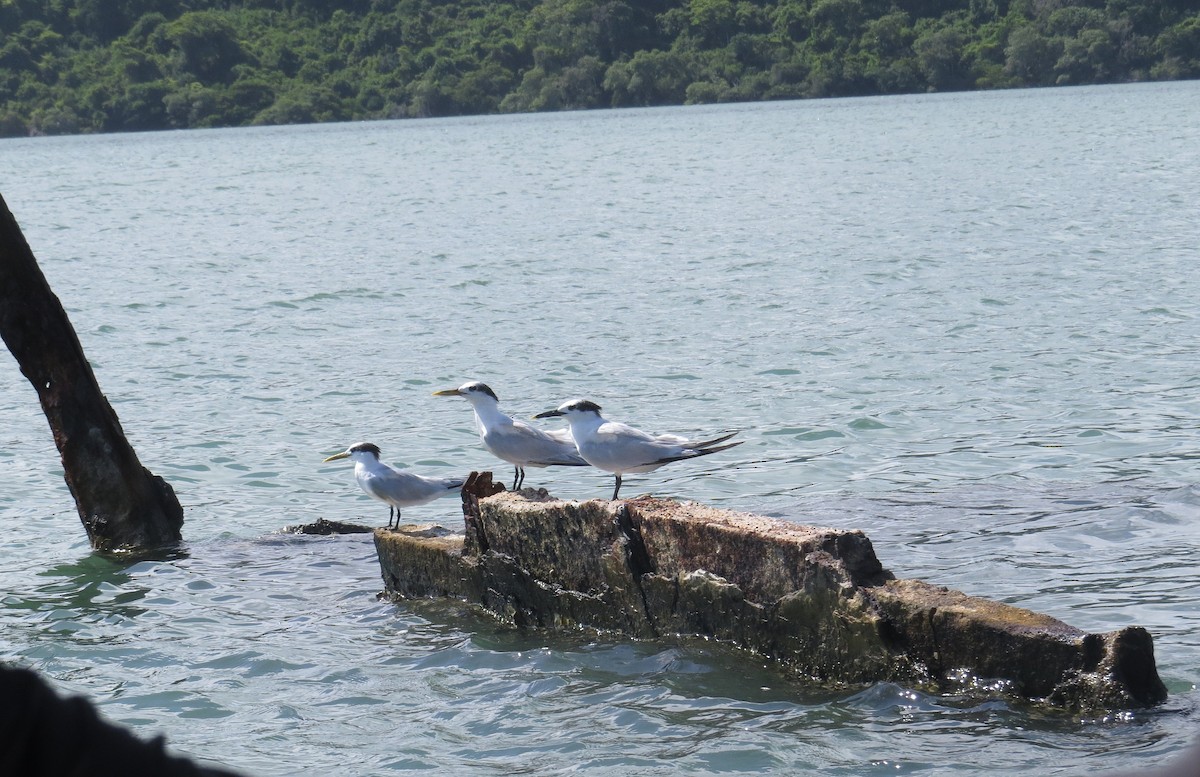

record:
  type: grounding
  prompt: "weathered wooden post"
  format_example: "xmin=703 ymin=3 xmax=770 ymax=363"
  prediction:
xmin=0 ymin=192 xmax=183 ymax=551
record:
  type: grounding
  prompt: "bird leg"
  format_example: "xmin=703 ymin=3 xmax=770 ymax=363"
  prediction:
xmin=516 ymin=466 xmax=525 ymax=491
xmin=612 ymin=475 xmax=622 ymax=500
xmin=387 ymin=506 xmax=395 ymax=530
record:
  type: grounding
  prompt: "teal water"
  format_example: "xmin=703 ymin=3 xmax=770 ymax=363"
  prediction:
xmin=1 ymin=81 xmax=1199 ymax=775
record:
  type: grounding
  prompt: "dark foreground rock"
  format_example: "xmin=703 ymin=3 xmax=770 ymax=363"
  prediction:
xmin=373 ymin=486 xmax=1167 ymax=712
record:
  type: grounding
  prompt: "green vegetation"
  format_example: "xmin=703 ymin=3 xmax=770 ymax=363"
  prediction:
xmin=1 ymin=0 xmax=1197 ymax=136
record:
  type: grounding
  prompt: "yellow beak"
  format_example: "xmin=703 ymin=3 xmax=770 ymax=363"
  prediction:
xmin=432 ymin=388 xmax=463 ymax=397
xmin=322 ymin=451 xmax=350 ymax=462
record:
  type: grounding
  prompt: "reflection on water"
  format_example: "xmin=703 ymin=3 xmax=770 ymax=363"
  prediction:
xmin=3 ymin=555 xmax=148 ymax=633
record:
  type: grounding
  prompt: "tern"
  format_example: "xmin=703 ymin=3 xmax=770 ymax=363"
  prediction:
xmin=533 ymin=399 xmax=742 ymax=500
xmin=433 ymin=381 xmax=589 ymax=490
xmin=322 ymin=442 xmax=465 ymax=529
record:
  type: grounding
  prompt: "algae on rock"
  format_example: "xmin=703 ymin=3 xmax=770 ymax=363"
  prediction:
xmin=375 ymin=489 xmax=1167 ymax=712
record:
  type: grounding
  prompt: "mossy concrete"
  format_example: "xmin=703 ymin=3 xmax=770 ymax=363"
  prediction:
xmin=374 ymin=485 xmax=1167 ymax=712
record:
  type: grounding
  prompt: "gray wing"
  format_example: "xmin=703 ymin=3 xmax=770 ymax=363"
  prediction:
xmin=487 ymin=421 xmax=588 ymax=467
xmin=584 ymin=424 xmax=741 ymax=473
xmin=364 ymin=469 xmax=463 ymax=507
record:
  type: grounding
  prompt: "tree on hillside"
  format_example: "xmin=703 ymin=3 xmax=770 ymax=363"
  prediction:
xmin=0 ymin=0 xmax=1196 ymax=136
xmin=165 ymin=11 xmax=250 ymax=85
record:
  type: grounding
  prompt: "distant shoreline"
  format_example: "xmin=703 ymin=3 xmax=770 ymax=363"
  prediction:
xmin=2 ymin=0 xmax=1197 ymax=138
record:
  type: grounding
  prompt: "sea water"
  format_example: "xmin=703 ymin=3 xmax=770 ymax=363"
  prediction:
xmin=1 ymin=81 xmax=1198 ymax=775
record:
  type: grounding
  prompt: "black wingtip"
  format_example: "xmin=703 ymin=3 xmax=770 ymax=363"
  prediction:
xmin=690 ymin=431 xmax=739 ymax=449
xmin=650 ymin=440 xmax=744 ymax=467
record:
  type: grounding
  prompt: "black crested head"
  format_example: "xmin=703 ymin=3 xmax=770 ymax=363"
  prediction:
xmin=349 ymin=442 xmax=382 ymax=458
xmin=465 ymin=382 xmax=499 ymax=402
xmin=566 ymin=399 xmax=602 ymax=414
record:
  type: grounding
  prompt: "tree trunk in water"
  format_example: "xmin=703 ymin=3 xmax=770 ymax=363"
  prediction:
xmin=0 ymin=192 xmax=183 ymax=551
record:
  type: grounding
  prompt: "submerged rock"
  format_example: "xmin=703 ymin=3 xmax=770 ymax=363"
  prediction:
xmin=373 ymin=486 xmax=1167 ymax=712
xmin=282 ymin=518 xmax=375 ymax=535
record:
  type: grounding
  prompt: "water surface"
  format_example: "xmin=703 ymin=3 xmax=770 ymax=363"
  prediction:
xmin=2 ymin=82 xmax=1199 ymax=775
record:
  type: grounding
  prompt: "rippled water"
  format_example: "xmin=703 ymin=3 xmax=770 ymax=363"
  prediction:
xmin=2 ymin=81 xmax=1199 ymax=775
